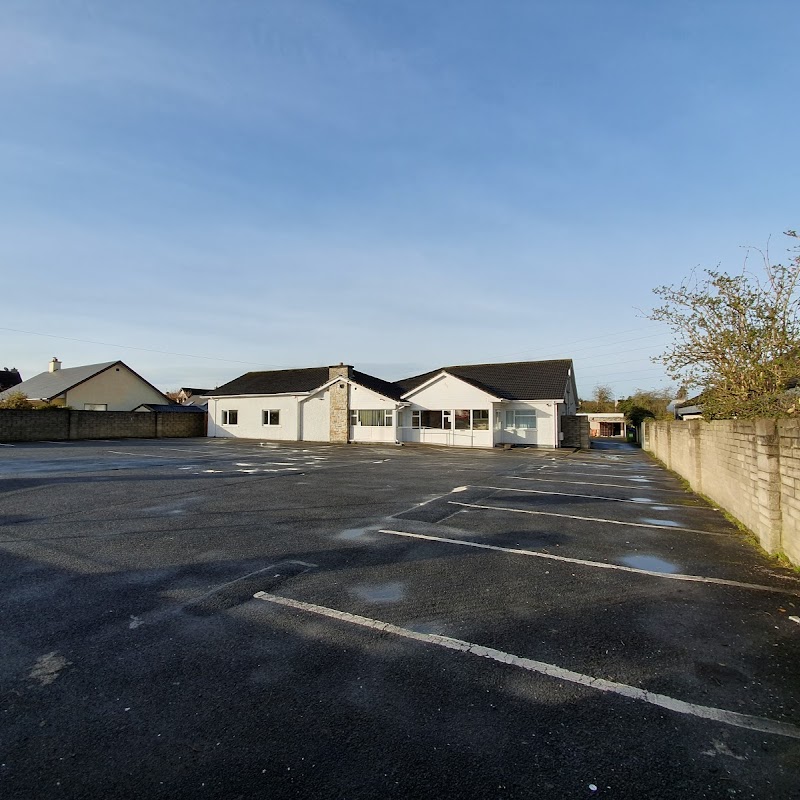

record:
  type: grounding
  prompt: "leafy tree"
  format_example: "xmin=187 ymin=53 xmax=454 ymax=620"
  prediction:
xmin=0 ymin=391 xmax=33 ymax=409
xmin=618 ymin=388 xmax=675 ymax=426
xmin=647 ymin=230 xmax=800 ymax=419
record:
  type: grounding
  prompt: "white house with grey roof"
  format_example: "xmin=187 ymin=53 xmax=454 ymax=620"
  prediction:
xmin=0 ymin=358 xmax=170 ymax=411
xmin=207 ymin=359 xmax=578 ymax=448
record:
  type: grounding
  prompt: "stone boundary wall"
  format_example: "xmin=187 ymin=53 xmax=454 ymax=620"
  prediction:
xmin=0 ymin=410 xmax=205 ymax=442
xmin=561 ymin=415 xmax=590 ymax=449
xmin=643 ymin=419 xmax=800 ymax=565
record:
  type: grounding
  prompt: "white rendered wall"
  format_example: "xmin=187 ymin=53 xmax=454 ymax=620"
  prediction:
xmin=299 ymin=391 xmax=330 ymax=441
xmin=208 ymin=395 xmax=301 ymax=440
xmin=494 ymin=401 xmax=558 ymax=447
xmin=65 ymin=364 xmax=166 ymax=411
xmin=349 ymin=384 xmax=398 ymax=443
xmin=399 ymin=374 xmax=494 ymax=448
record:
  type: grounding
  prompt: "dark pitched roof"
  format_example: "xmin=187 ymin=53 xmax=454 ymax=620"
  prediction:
xmin=179 ymin=388 xmax=212 ymax=396
xmin=208 ymin=366 xmax=406 ymax=399
xmin=396 ymin=359 xmax=574 ymax=401
xmin=351 ymin=369 xmax=405 ymax=401
xmin=0 ymin=368 xmax=22 ymax=392
xmin=135 ymin=403 xmax=206 ymax=413
xmin=208 ymin=367 xmax=331 ymax=396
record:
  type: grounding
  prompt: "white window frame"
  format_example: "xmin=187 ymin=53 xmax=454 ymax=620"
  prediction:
xmin=222 ymin=409 xmax=238 ymax=425
xmin=84 ymin=403 xmax=107 ymax=411
xmin=350 ymin=409 xmax=393 ymax=427
xmin=505 ymin=409 xmax=537 ymax=429
xmin=262 ymin=409 xmax=280 ymax=426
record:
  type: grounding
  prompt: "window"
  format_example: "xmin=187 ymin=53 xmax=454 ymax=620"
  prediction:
xmin=262 ymin=410 xmax=280 ymax=426
xmin=84 ymin=403 xmax=107 ymax=411
xmin=472 ymin=410 xmax=490 ymax=430
xmin=505 ymin=409 xmax=536 ymax=429
xmin=412 ymin=410 xmax=421 ymax=429
xmin=351 ymin=410 xmax=393 ymax=426
xmin=222 ymin=409 xmax=238 ymax=425
xmin=455 ymin=410 xmax=470 ymax=430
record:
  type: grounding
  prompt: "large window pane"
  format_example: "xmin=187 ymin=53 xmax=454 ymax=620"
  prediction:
xmin=357 ymin=410 xmax=391 ymax=426
xmin=454 ymin=409 xmax=470 ymax=430
xmin=472 ymin=410 xmax=489 ymax=430
xmin=515 ymin=412 xmax=537 ymax=429
xmin=421 ymin=410 xmax=443 ymax=428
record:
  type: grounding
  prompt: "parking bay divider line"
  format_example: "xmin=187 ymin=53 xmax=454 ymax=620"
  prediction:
xmin=377 ymin=529 xmax=800 ymax=597
xmin=447 ymin=501 xmax=730 ymax=537
xmin=535 ymin=469 xmax=671 ymax=482
xmin=253 ymin=591 xmax=800 ymax=740
xmin=475 ymin=485 xmax=705 ymax=511
xmin=510 ymin=476 xmax=689 ymax=494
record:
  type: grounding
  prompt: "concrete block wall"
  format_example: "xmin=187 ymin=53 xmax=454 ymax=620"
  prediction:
xmin=561 ymin=415 xmax=590 ymax=449
xmin=70 ymin=411 xmax=157 ymax=440
xmin=643 ymin=419 xmax=799 ymax=565
xmin=0 ymin=410 xmax=205 ymax=442
xmin=0 ymin=410 xmax=70 ymax=441
xmin=779 ymin=419 xmax=800 ymax=565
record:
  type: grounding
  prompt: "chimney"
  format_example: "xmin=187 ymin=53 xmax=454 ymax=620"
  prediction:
xmin=49 ymin=357 xmax=61 ymax=373
xmin=328 ymin=362 xmax=352 ymax=381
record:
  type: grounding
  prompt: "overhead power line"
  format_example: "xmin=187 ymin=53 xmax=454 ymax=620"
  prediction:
xmin=0 ymin=327 xmax=284 ymax=369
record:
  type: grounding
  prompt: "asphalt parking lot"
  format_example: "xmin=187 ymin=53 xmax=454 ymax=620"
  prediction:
xmin=1 ymin=437 xmax=799 ymax=799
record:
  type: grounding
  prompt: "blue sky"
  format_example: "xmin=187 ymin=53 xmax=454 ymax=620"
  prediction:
xmin=1 ymin=1 xmax=797 ymax=399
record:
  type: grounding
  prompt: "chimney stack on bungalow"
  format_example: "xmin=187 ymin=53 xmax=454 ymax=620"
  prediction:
xmin=49 ymin=357 xmax=61 ymax=373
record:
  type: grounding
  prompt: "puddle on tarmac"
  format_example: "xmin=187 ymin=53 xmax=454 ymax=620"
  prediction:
xmin=337 ymin=528 xmax=372 ymax=541
xmin=352 ymin=581 xmax=406 ymax=603
xmin=621 ymin=554 xmax=680 ymax=573
xmin=640 ymin=518 xmax=684 ymax=527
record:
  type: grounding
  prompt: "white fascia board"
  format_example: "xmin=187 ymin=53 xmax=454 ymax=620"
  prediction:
xmin=304 ymin=376 xmax=402 ymax=406
xmin=209 ymin=391 xmax=310 ymax=399
xmin=400 ymin=371 xmax=503 ymax=402
xmin=301 ymin=378 xmax=339 ymax=400
xmin=516 ymin=398 xmax=564 ymax=403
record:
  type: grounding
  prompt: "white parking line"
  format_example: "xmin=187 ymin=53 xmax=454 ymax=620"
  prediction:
xmin=107 ymin=450 xmax=178 ymax=459
xmin=254 ymin=592 xmax=800 ymax=739
xmin=0 ymin=442 xmax=15 ymax=447
xmin=510 ymin=476 xmax=688 ymax=494
xmin=378 ymin=529 xmax=800 ymax=597
xmin=477 ymin=485 xmax=700 ymax=511
xmin=539 ymin=469 xmax=661 ymax=481
xmin=447 ymin=501 xmax=727 ymax=536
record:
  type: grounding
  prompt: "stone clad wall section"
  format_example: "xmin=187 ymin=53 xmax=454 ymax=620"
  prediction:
xmin=328 ymin=365 xmax=352 ymax=444
xmin=643 ymin=418 xmax=798 ymax=564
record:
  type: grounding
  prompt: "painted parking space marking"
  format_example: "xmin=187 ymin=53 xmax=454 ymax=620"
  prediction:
xmin=447 ymin=501 xmax=729 ymax=537
xmin=107 ymin=450 xmax=184 ymax=459
xmin=378 ymin=529 xmax=800 ymax=596
xmin=254 ymin=591 xmax=800 ymax=740
xmin=0 ymin=442 xmax=15 ymax=447
xmin=476 ymin=485 xmax=703 ymax=511
xmin=538 ymin=469 xmax=659 ymax=481
xmin=510 ymin=476 xmax=690 ymax=494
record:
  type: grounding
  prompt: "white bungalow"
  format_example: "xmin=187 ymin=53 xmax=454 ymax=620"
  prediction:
xmin=207 ymin=359 xmax=578 ymax=449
